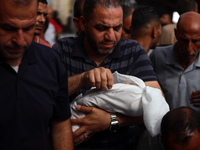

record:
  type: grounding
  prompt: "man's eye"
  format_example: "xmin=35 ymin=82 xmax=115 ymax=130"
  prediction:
xmin=37 ymin=12 xmax=42 ymax=15
xmin=114 ymin=27 xmax=121 ymax=31
xmin=1 ymin=26 xmax=16 ymax=32
xmin=192 ymin=39 xmax=200 ymax=43
xmin=124 ymin=29 xmax=130 ymax=34
xmin=23 ymin=25 xmax=34 ymax=31
xmin=96 ymin=26 xmax=107 ymax=31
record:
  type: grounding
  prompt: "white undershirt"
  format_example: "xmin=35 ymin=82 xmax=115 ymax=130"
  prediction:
xmin=11 ymin=65 xmax=19 ymax=73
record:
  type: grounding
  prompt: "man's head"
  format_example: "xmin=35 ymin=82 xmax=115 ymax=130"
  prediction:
xmin=79 ymin=0 xmax=123 ymax=56
xmin=0 ymin=0 xmax=37 ymax=66
xmin=161 ymin=107 xmax=200 ymax=150
xmin=73 ymin=0 xmax=85 ymax=35
xmin=158 ymin=7 xmax=172 ymax=26
xmin=131 ymin=5 xmax=161 ymax=52
xmin=174 ymin=12 xmax=200 ymax=68
xmin=47 ymin=6 xmax=54 ymax=20
xmin=35 ymin=0 xmax=48 ymax=35
xmin=121 ymin=5 xmax=134 ymax=39
xmin=177 ymin=0 xmax=198 ymax=16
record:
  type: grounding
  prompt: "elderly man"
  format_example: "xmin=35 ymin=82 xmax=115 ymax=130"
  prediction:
xmin=150 ymin=12 xmax=200 ymax=113
xmin=53 ymin=0 xmax=163 ymax=149
xmin=0 ymin=0 xmax=73 ymax=149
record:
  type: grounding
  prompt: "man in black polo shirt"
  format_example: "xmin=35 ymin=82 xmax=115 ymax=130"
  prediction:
xmin=0 ymin=0 xmax=73 ymax=149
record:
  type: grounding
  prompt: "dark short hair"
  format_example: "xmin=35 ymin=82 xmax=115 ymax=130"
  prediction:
xmin=122 ymin=5 xmax=134 ymax=20
xmin=177 ymin=0 xmax=197 ymax=15
xmin=38 ymin=0 xmax=47 ymax=4
xmin=131 ymin=5 xmax=160 ymax=30
xmin=83 ymin=0 xmax=122 ymax=21
xmin=74 ymin=0 xmax=85 ymax=18
xmin=161 ymin=106 xmax=200 ymax=144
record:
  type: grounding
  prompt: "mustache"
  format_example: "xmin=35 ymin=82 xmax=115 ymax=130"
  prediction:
xmin=5 ymin=45 xmax=25 ymax=50
xmin=99 ymin=40 xmax=115 ymax=44
xmin=183 ymin=51 xmax=196 ymax=56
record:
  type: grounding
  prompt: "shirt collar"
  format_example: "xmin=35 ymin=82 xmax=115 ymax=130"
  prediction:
xmin=23 ymin=42 xmax=37 ymax=64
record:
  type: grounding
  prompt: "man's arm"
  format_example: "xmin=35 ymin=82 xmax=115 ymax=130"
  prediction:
xmin=145 ymin=80 xmax=165 ymax=97
xmin=68 ymin=67 xmax=113 ymax=96
xmin=51 ymin=119 xmax=74 ymax=150
xmin=71 ymin=80 xmax=164 ymax=144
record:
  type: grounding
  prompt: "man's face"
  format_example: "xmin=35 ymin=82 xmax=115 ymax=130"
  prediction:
xmin=164 ymin=130 xmax=200 ymax=150
xmin=122 ymin=14 xmax=132 ymax=39
xmin=0 ymin=0 xmax=37 ymax=65
xmin=35 ymin=2 xmax=47 ymax=35
xmin=175 ymin=25 xmax=200 ymax=65
xmin=83 ymin=6 xmax=123 ymax=55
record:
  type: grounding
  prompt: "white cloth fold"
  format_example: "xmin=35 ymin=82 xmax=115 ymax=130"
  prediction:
xmin=71 ymin=71 xmax=169 ymax=136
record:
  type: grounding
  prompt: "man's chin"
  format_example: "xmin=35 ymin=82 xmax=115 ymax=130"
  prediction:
xmin=97 ymin=48 xmax=114 ymax=55
xmin=34 ymin=30 xmax=41 ymax=36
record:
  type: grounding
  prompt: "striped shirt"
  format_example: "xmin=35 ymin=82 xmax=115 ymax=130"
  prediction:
xmin=53 ymin=32 xmax=157 ymax=150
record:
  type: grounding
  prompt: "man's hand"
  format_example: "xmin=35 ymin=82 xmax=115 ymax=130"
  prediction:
xmin=71 ymin=105 xmax=111 ymax=144
xmin=68 ymin=67 xmax=113 ymax=96
xmin=190 ymin=90 xmax=200 ymax=107
xmin=83 ymin=67 xmax=113 ymax=89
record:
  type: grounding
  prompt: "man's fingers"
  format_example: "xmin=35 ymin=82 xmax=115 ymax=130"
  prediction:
xmin=86 ymin=67 xmax=113 ymax=89
xmin=100 ymin=69 xmax=107 ymax=89
xmin=94 ymin=69 xmax=101 ymax=89
xmin=76 ymin=105 xmax=93 ymax=114
xmin=106 ymin=70 xmax=113 ymax=89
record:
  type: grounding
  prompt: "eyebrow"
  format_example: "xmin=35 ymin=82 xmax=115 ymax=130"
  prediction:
xmin=95 ymin=23 xmax=123 ymax=29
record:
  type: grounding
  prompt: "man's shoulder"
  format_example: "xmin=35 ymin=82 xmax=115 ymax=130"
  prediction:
xmin=118 ymin=38 xmax=140 ymax=47
xmin=153 ymin=45 xmax=174 ymax=55
xmin=117 ymin=38 xmax=144 ymax=54
xmin=30 ymin=42 xmax=60 ymax=60
xmin=53 ymin=36 xmax=78 ymax=50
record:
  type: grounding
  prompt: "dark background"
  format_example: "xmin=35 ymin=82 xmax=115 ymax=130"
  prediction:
xmin=135 ymin=0 xmax=200 ymax=14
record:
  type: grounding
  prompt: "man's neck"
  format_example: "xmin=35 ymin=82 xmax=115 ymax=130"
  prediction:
xmin=6 ymin=58 xmax=22 ymax=66
xmin=134 ymin=36 xmax=151 ymax=53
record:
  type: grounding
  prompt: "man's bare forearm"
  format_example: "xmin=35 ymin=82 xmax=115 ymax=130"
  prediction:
xmin=68 ymin=73 xmax=85 ymax=96
xmin=51 ymin=119 xmax=74 ymax=150
xmin=117 ymin=113 xmax=143 ymax=126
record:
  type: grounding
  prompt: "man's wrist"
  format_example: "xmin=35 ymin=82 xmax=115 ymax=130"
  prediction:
xmin=109 ymin=113 xmax=120 ymax=133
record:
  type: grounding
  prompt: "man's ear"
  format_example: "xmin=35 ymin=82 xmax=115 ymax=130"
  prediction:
xmin=79 ymin=16 xmax=86 ymax=31
xmin=73 ymin=17 xmax=80 ymax=30
xmin=152 ymin=26 xmax=157 ymax=38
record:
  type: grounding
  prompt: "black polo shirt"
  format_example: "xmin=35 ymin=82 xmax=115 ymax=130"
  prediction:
xmin=0 ymin=42 xmax=71 ymax=150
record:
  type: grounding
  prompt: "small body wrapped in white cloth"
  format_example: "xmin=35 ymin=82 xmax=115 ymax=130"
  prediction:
xmin=70 ymin=72 xmax=169 ymax=136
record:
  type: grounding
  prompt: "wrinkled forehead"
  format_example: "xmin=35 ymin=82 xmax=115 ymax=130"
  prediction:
xmin=0 ymin=0 xmax=37 ymax=19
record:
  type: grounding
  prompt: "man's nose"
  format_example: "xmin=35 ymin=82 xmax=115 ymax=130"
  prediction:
xmin=104 ymin=28 xmax=115 ymax=41
xmin=13 ymin=29 xmax=25 ymax=47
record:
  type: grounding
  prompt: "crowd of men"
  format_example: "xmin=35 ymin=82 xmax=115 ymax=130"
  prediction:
xmin=1 ymin=0 xmax=200 ymax=150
